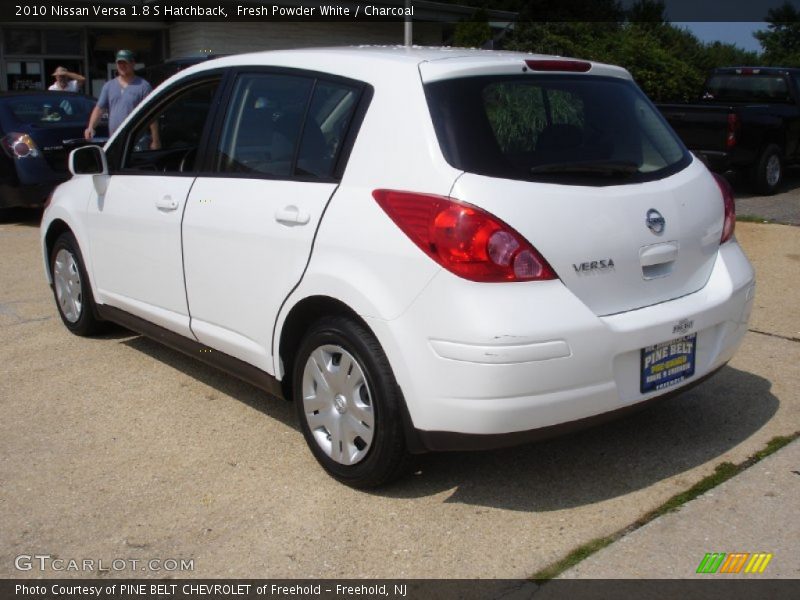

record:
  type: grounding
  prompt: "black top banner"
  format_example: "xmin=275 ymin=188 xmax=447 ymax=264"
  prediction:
xmin=2 ymin=1 xmax=800 ymax=23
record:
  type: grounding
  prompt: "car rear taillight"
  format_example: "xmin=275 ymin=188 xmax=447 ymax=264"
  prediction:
xmin=726 ymin=113 xmax=739 ymax=149
xmin=373 ymin=189 xmax=557 ymax=282
xmin=1 ymin=133 xmax=40 ymax=158
xmin=525 ymin=59 xmax=591 ymax=73
xmin=713 ymin=173 xmax=736 ymax=244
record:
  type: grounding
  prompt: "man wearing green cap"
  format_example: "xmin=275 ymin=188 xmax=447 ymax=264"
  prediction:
xmin=84 ymin=49 xmax=155 ymax=142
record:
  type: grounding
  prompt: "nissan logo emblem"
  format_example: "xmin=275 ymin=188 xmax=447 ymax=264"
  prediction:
xmin=646 ymin=209 xmax=665 ymax=234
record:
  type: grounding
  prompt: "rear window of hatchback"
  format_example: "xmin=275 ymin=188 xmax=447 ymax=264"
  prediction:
xmin=424 ymin=75 xmax=691 ymax=185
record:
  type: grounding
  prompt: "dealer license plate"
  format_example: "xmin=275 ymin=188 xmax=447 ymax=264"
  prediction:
xmin=640 ymin=333 xmax=696 ymax=394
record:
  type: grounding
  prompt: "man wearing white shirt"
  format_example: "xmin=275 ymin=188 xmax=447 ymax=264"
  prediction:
xmin=49 ymin=66 xmax=85 ymax=92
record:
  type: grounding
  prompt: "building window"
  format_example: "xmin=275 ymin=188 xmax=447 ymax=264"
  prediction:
xmin=44 ymin=30 xmax=82 ymax=56
xmin=6 ymin=60 xmax=44 ymax=90
xmin=5 ymin=29 xmax=43 ymax=55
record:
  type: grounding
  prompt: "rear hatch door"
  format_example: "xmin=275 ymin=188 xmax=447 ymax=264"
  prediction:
xmin=451 ymin=162 xmax=723 ymax=316
xmin=422 ymin=57 xmax=724 ymax=316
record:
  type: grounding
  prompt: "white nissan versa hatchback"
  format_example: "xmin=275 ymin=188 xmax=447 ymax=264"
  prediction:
xmin=42 ymin=47 xmax=755 ymax=487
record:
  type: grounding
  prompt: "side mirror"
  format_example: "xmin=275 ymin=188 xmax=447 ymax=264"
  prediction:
xmin=69 ymin=145 xmax=108 ymax=176
xmin=69 ymin=145 xmax=109 ymax=196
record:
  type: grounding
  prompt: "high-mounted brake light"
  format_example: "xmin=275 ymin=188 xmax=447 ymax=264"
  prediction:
xmin=713 ymin=173 xmax=736 ymax=244
xmin=735 ymin=68 xmax=759 ymax=75
xmin=525 ymin=59 xmax=591 ymax=73
xmin=373 ymin=189 xmax=557 ymax=283
xmin=726 ymin=113 xmax=739 ymax=149
xmin=1 ymin=133 xmax=39 ymax=159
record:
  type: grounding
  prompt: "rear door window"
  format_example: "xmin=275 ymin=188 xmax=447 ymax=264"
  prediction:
xmin=214 ymin=73 xmax=313 ymax=178
xmin=213 ymin=73 xmax=360 ymax=180
xmin=425 ymin=75 xmax=690 ymax=185
xmin=296 ymin=80 xmax=359 ymax=178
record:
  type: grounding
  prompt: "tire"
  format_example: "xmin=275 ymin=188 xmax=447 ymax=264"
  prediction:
xmin=293 ymin=315 xmax=411 ymax=488
xmin=50 ymin=232 xmax=104 ymax=336
xmin=751 ymin=144 xmax=783 ymax=196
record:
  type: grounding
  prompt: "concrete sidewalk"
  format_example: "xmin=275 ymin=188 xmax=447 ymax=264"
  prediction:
xmin=560 ymin=438 xmax=800 ymax=578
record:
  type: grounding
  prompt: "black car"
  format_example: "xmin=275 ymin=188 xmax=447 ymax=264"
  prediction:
xmin=658 ymin=67 xmax=800 ymax=195
xmin=0 ymin=91 xmax=107 ymax=209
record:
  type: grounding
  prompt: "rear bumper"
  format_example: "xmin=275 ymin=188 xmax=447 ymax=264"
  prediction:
xmin=416 ymin=365 xmax=725 ymax=451
xmin=365 ymin=240 xmax=755 ymax=451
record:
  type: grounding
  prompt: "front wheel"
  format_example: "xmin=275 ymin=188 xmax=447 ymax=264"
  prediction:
xmin=50 ymin=232 xmax=103 ymax=336
xmin=293 ymin=316 xmax=411 ymax=488
xmin=751 ymin=144 xmax=783 ymax=195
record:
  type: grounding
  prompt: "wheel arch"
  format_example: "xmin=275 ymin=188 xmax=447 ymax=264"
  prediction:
xmin=764 ymin=131 xmax=785 ymax=157
xmin=277 ymin=294 xmax=426 ymax=454
xmin=277 ymin=295 xmax=367 ymax=398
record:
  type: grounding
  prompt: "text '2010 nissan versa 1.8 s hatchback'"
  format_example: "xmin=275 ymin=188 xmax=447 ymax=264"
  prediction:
xmin=42 ymin=47 xmax=755 ymax=487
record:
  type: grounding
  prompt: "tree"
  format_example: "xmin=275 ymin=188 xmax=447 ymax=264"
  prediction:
xmin=700 ymin=41 xmax=762 ymax=72
xmin=460 ymin=0 xmax=764 ymax=101
xmin=607 ymin=25 xmax=705 ymax=102
xmin=754 ymin=2 xmax=800 ymax=65
xmin=453 ymin=9 xmax=494 ymax=48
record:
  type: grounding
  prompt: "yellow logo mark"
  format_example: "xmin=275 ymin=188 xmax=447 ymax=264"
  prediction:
xmin=744 ymin=553 xmax=773 ymax=574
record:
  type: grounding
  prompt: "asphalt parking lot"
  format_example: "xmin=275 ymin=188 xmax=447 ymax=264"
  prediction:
xmin=733 ymin=167 xmax=800 ymax=226
xmin=1 ymin=180 xmax=798 ymax=579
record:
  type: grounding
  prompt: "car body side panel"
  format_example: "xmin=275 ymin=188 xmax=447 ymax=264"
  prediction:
xmin=271 ymin=63 xmax=460 ymax=377
xmin=183 ymin=178 xmax=337 ymax=374
xmin=40 ymin=176 xmax=96 ymax=288
xmin=86 ymin=175 xmax=194 ymax=337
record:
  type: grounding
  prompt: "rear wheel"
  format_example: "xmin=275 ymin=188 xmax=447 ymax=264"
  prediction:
xmin=50 ymin=232 xmax=103 ymax=336
xmin=751 ymin=144 xmax=783 ymax=195
xmin=293 ymin=316 xmax=410 ymax=488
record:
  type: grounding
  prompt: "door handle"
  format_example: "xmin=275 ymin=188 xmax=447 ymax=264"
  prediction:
xmin=155 ymin=195 xmax=179 ymax=211
xmin=275 ymin=205 xmax=310 ymax=226
xmin=639 ymin=241 xmax=679 ymax=267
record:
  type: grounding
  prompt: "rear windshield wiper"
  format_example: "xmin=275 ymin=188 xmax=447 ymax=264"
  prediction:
xmin=530 ymin=160 xmax=639 ymax=176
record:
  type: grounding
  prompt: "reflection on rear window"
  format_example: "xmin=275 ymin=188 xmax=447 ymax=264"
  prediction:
xmin=704 ymin=75 xmax=790 ymax=102
xmin=5 ymin=94 xmax=95 ymax=125
xmin=425 ymin=75 xmax=689 ymax=184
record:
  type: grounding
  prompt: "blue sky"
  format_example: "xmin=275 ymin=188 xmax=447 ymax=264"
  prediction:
xmin=678 ymin=22 xmax=766 ymax=54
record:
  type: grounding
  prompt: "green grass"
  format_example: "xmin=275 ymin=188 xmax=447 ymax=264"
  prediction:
xmin=736 ymin=214 xmax=775 ymax=224
xmin=530 ymin=432 xmax=800 ymax=583
xmin=750 ymin=434 xmax=798 ymax=462
xmin=532 ymin=537 xmax=614 ymax=583
xmin=639 ymin=462 xmax=739 ymax=522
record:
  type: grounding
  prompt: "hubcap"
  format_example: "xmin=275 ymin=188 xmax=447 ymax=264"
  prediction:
xmin=766 ymin=155 xmax=781 ymax=187
xmin=301 ymin=344 xmax=374 ymax=466
xmin=53 ymin=248 xmax=82 ymax=323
